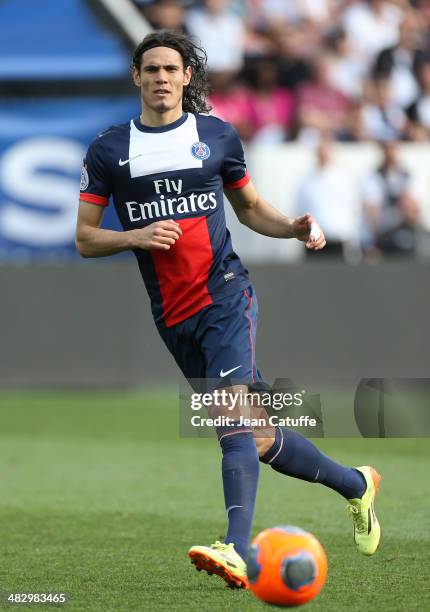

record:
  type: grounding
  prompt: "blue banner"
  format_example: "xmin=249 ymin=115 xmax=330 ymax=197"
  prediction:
xmin=0 ymin=97 xmax=138 ymax=259
xmin=0 ymin=0 xmax=130 ymax=81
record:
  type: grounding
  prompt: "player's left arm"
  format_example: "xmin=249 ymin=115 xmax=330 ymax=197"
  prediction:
xmin=224 ymin=179 xmax=326 ymax=250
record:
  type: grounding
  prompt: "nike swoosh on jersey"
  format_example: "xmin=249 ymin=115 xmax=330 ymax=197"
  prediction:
xmin=220 ymin=365 xmax=242 ymax=377
xmin=118 ymin=154 xmax=144 ymax=166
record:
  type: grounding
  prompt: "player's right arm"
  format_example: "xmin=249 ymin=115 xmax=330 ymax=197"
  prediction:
xmin=76 ymin=134 xmax=181 ymax=257
xmin=75 ymin=201 xmax=181 ymax=258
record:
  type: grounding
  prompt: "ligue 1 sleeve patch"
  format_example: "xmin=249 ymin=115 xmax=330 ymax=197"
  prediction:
xmin=80 ymin=164 xmax=89 ymax=191
xmin=191 ymin=142 xmax=211 ymax=161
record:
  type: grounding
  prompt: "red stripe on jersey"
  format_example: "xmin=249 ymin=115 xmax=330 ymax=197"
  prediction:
xmin=244 ymin=288 xmax=255 ymax=383
xmin=152 ymin=217 xmax=214 ymax=327
xmin=224 ymin=170 xmax=251 ymax=190
xmin=79 ymin=193 xmax=109 ymax=206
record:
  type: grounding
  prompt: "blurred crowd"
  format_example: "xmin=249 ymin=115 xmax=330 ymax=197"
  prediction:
xmin=134 ymin=0 xmax=430 ymax=145
xmin=296 ymin=139 xmax=422 ymax=261
xmin=133 ymin=0 xmax=428 ymax=260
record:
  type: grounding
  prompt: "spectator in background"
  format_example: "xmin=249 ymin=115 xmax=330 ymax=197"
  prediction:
xmin=295 ymin=54 xmax=352 ymax=142
xmin=134 ymin=0 xmax=186 ymax=31
xmin=245 ymin=57 xmax=294 ymax=142
xmin=247 ymin=0 xmax=301 ymax=26
xmin=407 ymin=59 xmax=430 ymax=140
xmin=186 ymin=0 xmax=245 ymax=72
xmin=362 ymin=140 xmax=420 ymax=258
xmin=146 ymin=0 xmax=188 ymax=33
xmin=415 ymin=0 xmax=430 ymax=34
xmin=270 ymin=22 xmax=315 ymax=91
xmin=209 ymin=71 xmax=254 ymax=141
xmin=342 ymin=0 xmax=403 ymax=76
xmin=373 ymin=9 xmax=425 ymax=109
xmin=296 ymin=140 xmax=360 ymax=260
xmin=243 ymin=1 xmax=278 ymax=56
xmin=324 ymin=28 xmax=364 ymax=100
xmin=299 ymin=0 xmax=339 ymax=29
xmin=247 ymin=0 xmax=336 ymax=29
xmin=359 ymin=76 xmax=407 ymax=140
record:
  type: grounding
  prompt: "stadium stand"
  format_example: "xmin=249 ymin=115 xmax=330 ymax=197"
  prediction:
xmin=0 ymin=0 xmax=150 ymax=257
xmin=0 ymin=0 xmax=429 ymax=261
xmin=0 ymin=0 xmax=130 ymax=80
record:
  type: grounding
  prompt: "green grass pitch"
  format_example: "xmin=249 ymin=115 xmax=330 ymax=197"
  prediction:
xmin=0 ymin=390 xmax=429 ymax=611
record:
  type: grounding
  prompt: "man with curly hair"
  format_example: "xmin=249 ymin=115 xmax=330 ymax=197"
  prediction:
xmin=76 ymin=30 xmax=381 ymax=589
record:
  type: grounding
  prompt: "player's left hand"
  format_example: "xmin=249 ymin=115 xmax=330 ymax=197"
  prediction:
xmin=292 ymin=213 xmax=326 ymax=250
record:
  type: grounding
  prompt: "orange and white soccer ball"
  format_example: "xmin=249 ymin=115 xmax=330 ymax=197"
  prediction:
xmin=247 ymin=526 xmax=328 ymax=607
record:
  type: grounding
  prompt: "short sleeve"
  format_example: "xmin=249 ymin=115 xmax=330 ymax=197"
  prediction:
xmin=79 ymin=136 xmax=112 ymax=206
xmin=221 ymin=123 xmax=251 ymax=190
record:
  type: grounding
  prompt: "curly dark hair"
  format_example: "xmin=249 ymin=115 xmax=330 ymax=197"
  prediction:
xmin=131 ymin=30 xmax=212 ymax=115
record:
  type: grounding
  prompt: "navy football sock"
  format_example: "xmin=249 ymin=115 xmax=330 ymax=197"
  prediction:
xmin=260 ymin=427 xmax=366 ymax=500
xmin=218 ymin=425 xmax=259 ymax=560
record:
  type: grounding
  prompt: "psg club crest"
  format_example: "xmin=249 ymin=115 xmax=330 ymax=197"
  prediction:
xmin=191 ymin=141 xmax=211 ymax=161
xmin=80 ymin=164 xmax=89 ymax=191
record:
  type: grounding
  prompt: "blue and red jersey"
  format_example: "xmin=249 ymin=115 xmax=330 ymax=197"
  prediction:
xmin=79 ymin=112 xmax=251 ymax=327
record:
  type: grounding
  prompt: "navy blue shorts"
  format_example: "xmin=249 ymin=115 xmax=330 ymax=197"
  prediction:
xmin=156 ymin=284 xmax=266 ymax=392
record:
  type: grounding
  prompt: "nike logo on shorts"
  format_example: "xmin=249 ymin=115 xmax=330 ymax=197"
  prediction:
xmin=220 ymin=365 xmax=242 ymax=377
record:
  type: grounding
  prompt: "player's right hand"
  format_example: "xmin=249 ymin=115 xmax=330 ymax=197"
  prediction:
xmin=129 ymin=220 xmax=182 ymax=251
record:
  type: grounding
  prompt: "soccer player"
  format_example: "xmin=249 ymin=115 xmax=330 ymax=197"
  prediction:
xmin=76 ymin=30 xmax=381 ymax=589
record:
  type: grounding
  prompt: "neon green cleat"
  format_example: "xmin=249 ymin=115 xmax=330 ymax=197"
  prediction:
xmin=347 ymin=466 xmax=382 ymax=556
xmin=188 ymin=541 xmax=247 ymax=588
